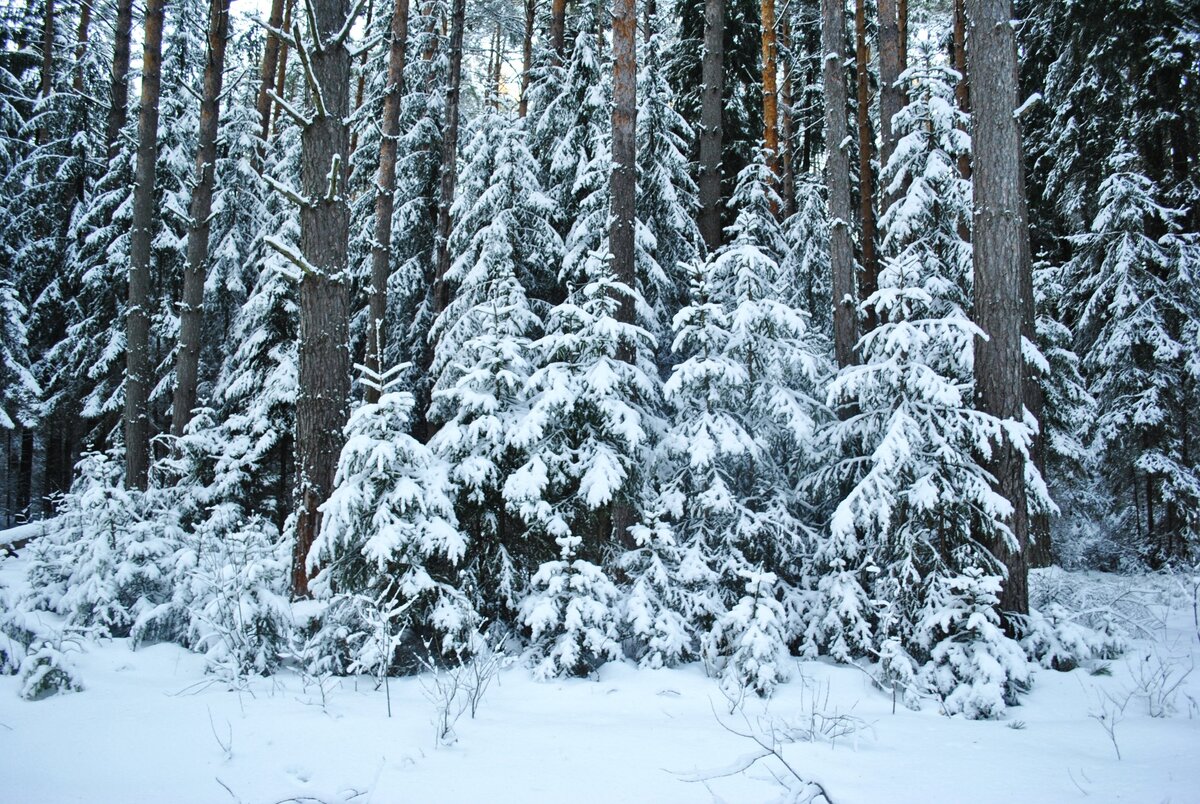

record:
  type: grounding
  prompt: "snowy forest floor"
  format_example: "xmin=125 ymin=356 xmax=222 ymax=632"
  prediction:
xmin=2 ymin=545 xmax=1199 ymax=804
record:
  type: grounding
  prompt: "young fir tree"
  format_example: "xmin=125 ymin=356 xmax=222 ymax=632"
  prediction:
xmin=817 ymin=59 xmax=1038 ymax=715
xmin=652 ymin=155 xmax=826 ymax=692
xmin=1067 ymin=156 xmax=1200 ymax=564
xmin=310 ymin=373 xmax=479 ymax=666
xmin=635 ymin=21 xmax=701 ymax=364
xmin=508 ymin=258 xmax=658 ymax=679
xmin=428 ymin=108 xmax=560 ymax=625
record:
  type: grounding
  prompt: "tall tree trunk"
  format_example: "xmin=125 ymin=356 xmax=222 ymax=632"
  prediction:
xmin=104 ymin=0 xmax=134 ymax=161
xmin=967 ymin=0 xmax=1032 ymax=616
xmin=124 ymin=0 xmax=165 ymax=490
xmin=272 ymin=0 xmax=296 ymax=131
xmin=171 ymin=0 xmax=231 ymax=439
xmin=432 ymin=0 xmax=466 ymax=317
xmin=36 ymin=0 xmax=54 ymax=148
xmin=854 ymin=0 xmax=878 ymax=324
xmin=824 ymin=0 xmax=856 ymax=369
xmin=550 ymin=0 xmax=567 ymax=62
xmin=70 ymin=0 xmax=92 ymax=203
xmin=780 ymin=17 xmax=795 ymax=217
xmin=897 ymin=0 xmax=907 ymax=94
xmin=349 ymin=0 xmax=374 ymax=155
xmin=519 ymin=0 xmax=534 ymax=116
xmin=698 ymin=0 xmax=725 ymax=251
xmin=760 ymin=0 xmax=779 ymax=184
xmin=255 ymin=0 xmax=286 ymax=154
xmin=610 ymin=0 xmax=638 ymax=550
xmin=364 ymin=0 xmax=410 ymax=404
xmin=953 ymin=0 xmax=970 ymax=181
xmin=878 ymin=0 xmax=902 ymax=202
xmin=644 ymin=0 xmax=656 ymax=41
xmin=293 ymin=0 xmax=354 ymax=598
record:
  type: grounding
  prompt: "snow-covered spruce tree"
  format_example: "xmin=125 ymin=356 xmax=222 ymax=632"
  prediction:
xmin=651 ymin=156 xmax=826 ymax=690
xmin=635 ymin=21 xmax=701 ymax=359
xmin=815 ymin=61 xmax=1039 ymax=715
xmin=308 ymin=373 xmax=479 ymax=673
xmin=1066 ymin=157 xmax=1200 ymax=565
xmin=508 ymin=258 xmax=659 ymax=679
xmin=387 ymin=0 xmax=446 ymax=393
xmin=428 ymin=108 xmax=559 ymax=626
xmin=533 ymin=0 xmax=610 ymax=279
xmin=917 ymin=567 xmax=1031 ymax=719
xmin=22 ymin=450 xmax=177 ymax=639
xmin=779 ymin=175 xmax=831 ymax=335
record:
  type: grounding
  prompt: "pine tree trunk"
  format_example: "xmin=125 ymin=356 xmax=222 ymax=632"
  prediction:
xmin=171 ymin=0 xmax=231 ymax=439
xmin=519 ymin=0 xmax=534 ymax=116
xmin=36 ymin=0 xmax=54 ymax=148
xmin=897 ymin=0 xmax=907 ymax=94
xmin=854 ymin=0 xmax=878 ymax=324
xmin=780 ymin=17 xmax=795 ymax=217
xmin=611 ymin=0 xmax=636 ymax=313
xmin=349 ymin=0 xmax=374 ymax=156
xmin=432 ymin=0 xmax=466 ymax=317
xmin=293 ymin=0 xmax=354 ymax=598
xmin=953 ymin=0 xmax=970 ymax=181
xmin=255 ymin=0 xmax=286 ymax=155
xmin=824 ymin=0 xmax=856 ymax=370
xmin=760 ymin=0 xmax=779 ymax=183
xmin=272 ymin=0 xmax=296 ymax=132
xmin=878 ymin=0 xmax=902 ymax=202
xmin=365 ymin=0 xmax=410 ymax=404
xmin=967 ymin=0 xmax=1031 ymax=616
xmin=550 ymin=0 xmax=567 ymax=62
xmin=104 ymin=0 xmax=133 ymax=161
xmin=698 ymin=0 xmax=725 ymax=251
xmin=124 ymin=0 xmax=165 ymax=490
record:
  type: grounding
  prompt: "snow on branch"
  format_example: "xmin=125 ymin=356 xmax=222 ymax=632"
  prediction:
xmin=262 ymin=173 xmax=313 ymax=209
xmin=264 ymin=236 xmax=318 ymax=278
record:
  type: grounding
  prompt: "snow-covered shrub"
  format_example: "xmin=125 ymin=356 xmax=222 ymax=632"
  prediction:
xmin=17 ymin=634 xmax=84 ymax=700
xmin=310 ymin=388 xmax=480 ymax=668
xmin=917 ymin=569 xmax=1031 ymax=719
xmin=25 ymin=452 xmax=175 ymax=637
xmin=177 ymin=516 xmax=293 ymax=677
xmin=521 ymin=532 xmax=623 ymax=679
xmin=705 ymin=571 xmax=792 ymax=698
xmin=619 ymin=518 xmax=694 ymax=669
xmin=1019 ymin=603 xmax=1125 ymax=672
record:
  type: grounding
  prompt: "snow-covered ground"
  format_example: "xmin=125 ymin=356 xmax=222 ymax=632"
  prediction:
xmin=2 ymin=549 xmax=1198 ymax=804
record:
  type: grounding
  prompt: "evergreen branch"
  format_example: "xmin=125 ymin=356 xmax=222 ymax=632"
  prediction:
xmin=267 ymin=89 xmax=312 ymax=128
xmin=331 ymin=0 xmax=371 ymax=48
xmin=325 ymin=154 xmax=342 ymax=203
xmin=263 ymin=173 xmax=313 ymax=209
xmin=293 ymin=26 xmax=328 ymax=118
xmin=348 ymin=33 xmax=382 ymax=60
xmin=301 ymin=0 xmax=324 ymax=53
xmin=264 ymin=236 xmax=318 ymax=278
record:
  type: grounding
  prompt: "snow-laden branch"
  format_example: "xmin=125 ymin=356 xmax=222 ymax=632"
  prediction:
xmin=264 ymin=236 xmax=318 ymax=278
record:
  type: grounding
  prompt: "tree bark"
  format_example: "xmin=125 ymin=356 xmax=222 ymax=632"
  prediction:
xmin=123 ymin=0 xmax=165 ymax=490
xmin=293 ymin=0 xmax=354 ymax=598
xmin=519 ymin=0 xmax=534 ymax=116
xmin=698 ymin=0 xmax=725 ymax=252
xmin=611 ymin=0 xmax=636 ymax=316
xmin=760 ymin=0 xmax=779 ymax=184
xmin=364 ymin=0 xmax=410 ymax=404
xmin=854 ymin=0 xmax=878 ymax=323
xmin=878 ymin=0 xmax=902 ymax=202
xmin=897 ymin=0 xmax=907 ymax=94
xmin=967 ymin=0 xmax=1032 ymax=616
xmin=780 ymin=17 xmax=795 ymax=217
xmin=36 ymin=0 xmax=54 ymax=148
xmin=953 ymin=0 xmax=970 ymax=181
xmin=432 ymin=0 xmax=466 ymax=317
xmin=824 ymin=0 xmax=856 ymax=369
xmin=255 ymin=0 xmax=286 ymax=154
xmin=272 ymin=0 xmax=296 ymax=131
xmin=104 ymin=0 xmax=134 ymax=161
xmin=550 ymin=0 xmax=567 ymax=62
xmin=171 ymin=0 xmax=231 ymax=439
